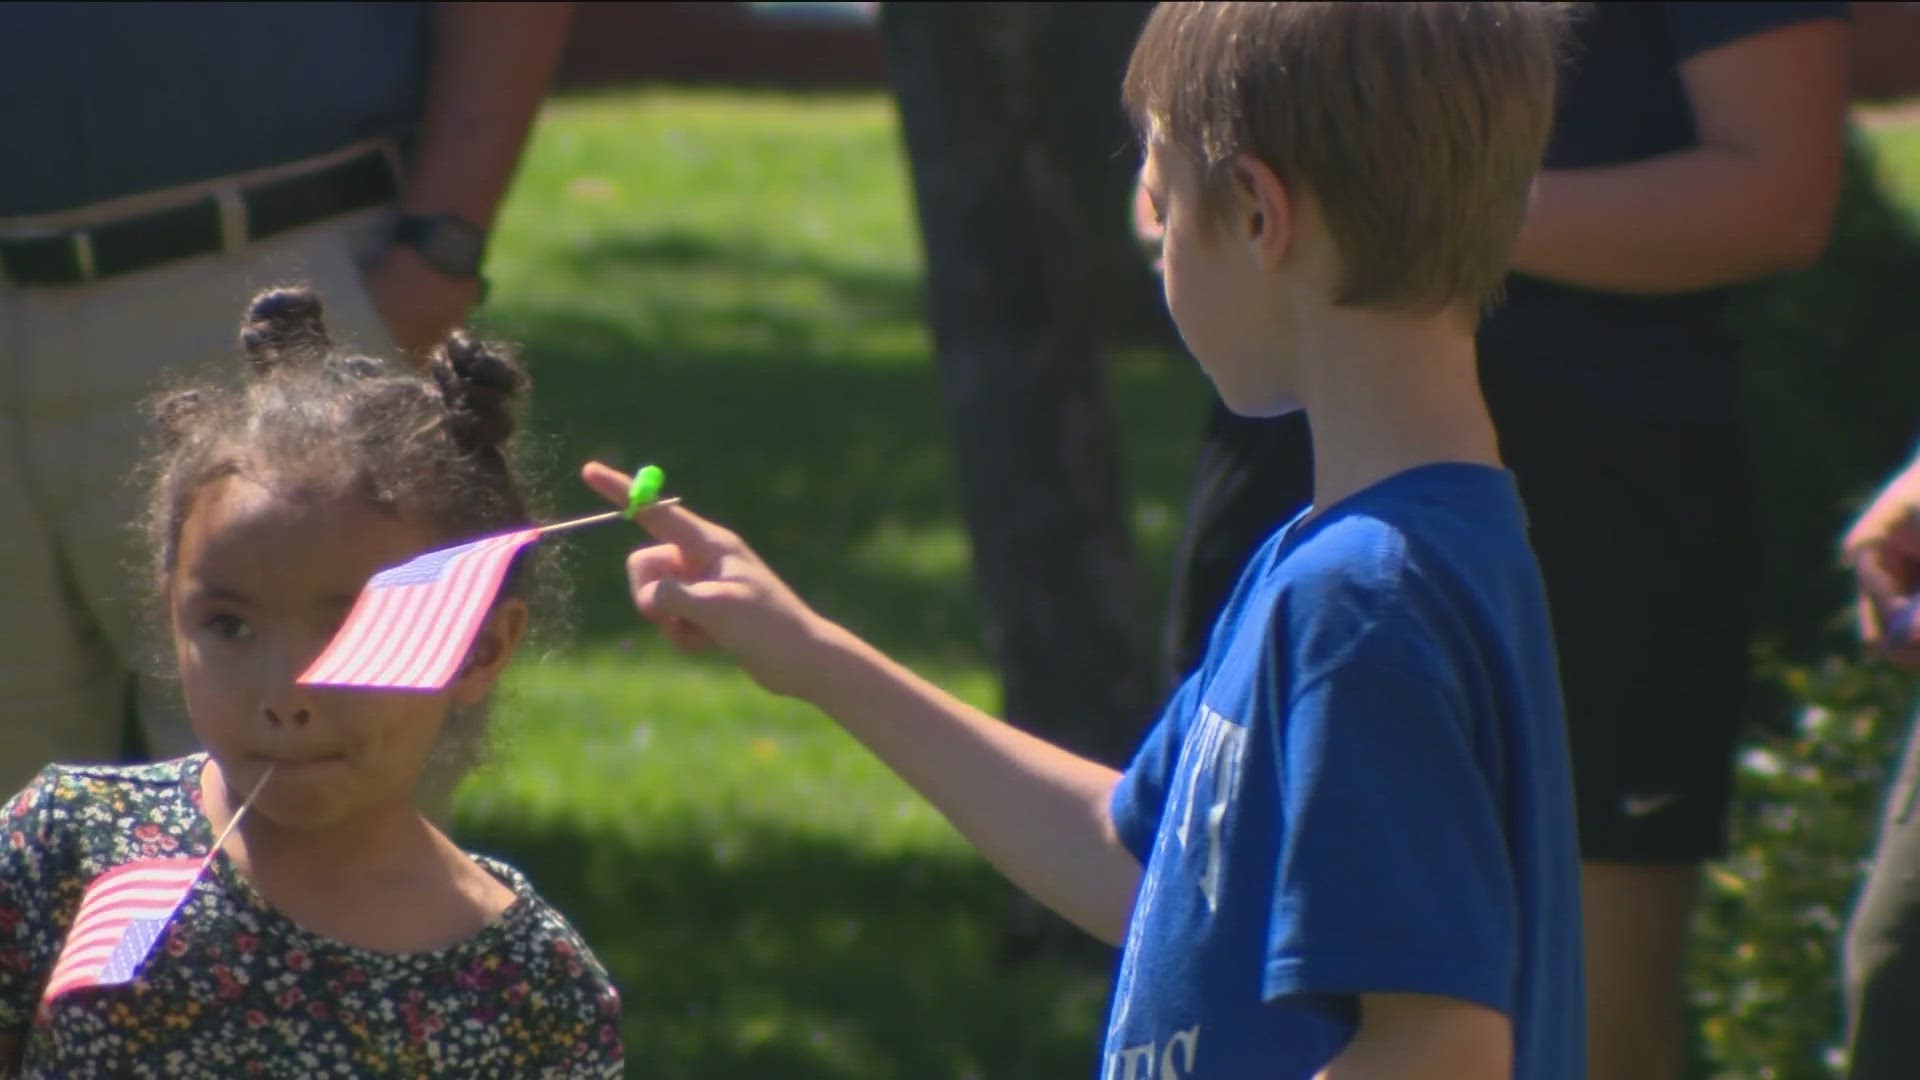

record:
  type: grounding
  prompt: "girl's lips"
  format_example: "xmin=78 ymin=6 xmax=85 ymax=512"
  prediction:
xmin=251 ymin=754 xmax=347 ymax=769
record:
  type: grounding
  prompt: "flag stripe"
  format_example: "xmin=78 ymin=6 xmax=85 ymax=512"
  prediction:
xmin=299 ymin=529 xmax=540 ymax=692
xmin=66 ymin=883 xmax=197 ymax=927
xmin=45 ymin=923 xmax=182 ymax=990
xmin=426 ymin=534 xmax=524 ymax=684
xmin=304 ymin=531 xmax=530 ymax=688
xmin=312 ymin=582 xmax=402 ymax=686
xmin=327 ymin=584 xmax=412 ymax=687
xmin=40 ymin=858 xmax=202 ymax=1010
xmin=316 ymin=573 xmax=422 ymax=686
xmin=59 ymin=889 xmax=187 ymax=933
xmin=80 ymin=858 xmax=199 ymax=894
xmin=388 ymin=546 xmax=478 ymax=688
xmin=52 ymin=887 xmax=191 ymax=960
xmin=59 ymin=910 xmax=179 ymax=957
xmin=71 ymin=870 xmax=200 ymax=905
xmin=412 ymin=537 xmax=511 ymax=687
xmin=351 ymin=585 xmax=427 ymax=686
xmin=399 ymin=537 xmax=509 ymax=688
xmin=304 ymin=542 xmax=463 ymax=687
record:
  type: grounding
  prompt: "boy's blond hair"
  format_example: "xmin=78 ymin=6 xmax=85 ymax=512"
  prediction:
xmin=1124 ymin=1 xmax=1574 ymax=315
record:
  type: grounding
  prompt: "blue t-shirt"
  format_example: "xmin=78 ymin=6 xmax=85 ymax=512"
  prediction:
xmin=1103 ymin=464 xmax=1583 ymax=1080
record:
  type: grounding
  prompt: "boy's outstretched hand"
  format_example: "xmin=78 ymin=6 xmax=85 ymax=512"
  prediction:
xmin=583 ymin=461 xmax=1142 ymax=946
xmin=581 ymin=461 xmax=836 ymax=699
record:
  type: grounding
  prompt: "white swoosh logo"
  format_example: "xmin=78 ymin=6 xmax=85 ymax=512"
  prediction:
xmin=1622 ymin=792 xmax=1679 ymax=818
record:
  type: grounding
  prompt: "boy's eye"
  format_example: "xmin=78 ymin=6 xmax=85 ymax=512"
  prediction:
xmin=204 ymin=614 xmax=254 ymax=642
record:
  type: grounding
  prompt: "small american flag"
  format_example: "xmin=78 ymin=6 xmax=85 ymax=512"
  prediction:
xmin=39 ymin=857 xmax=202 ymax=1009
xmin=299 ymin=528 xmax=543 ymax=691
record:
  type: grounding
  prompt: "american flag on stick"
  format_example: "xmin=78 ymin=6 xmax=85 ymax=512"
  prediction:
xmin=297 ymin=493 xmax=679 ymax=694
xmin=298 ymin=527 xmax=545 ymax=692
xmin=39 ymin=767 xmax=273 ymax=1012
xmin=37 ymin=858 xmax=203 ymax=1007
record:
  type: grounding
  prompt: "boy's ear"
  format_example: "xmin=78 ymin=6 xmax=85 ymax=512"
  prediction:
xmin=451 ymin=598 xmax=530 ymax=706
xmin=1232 ymin=154 xmax=1293 ymax=269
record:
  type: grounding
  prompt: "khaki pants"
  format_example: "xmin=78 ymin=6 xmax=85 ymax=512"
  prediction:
xmin=0 ymin=195 xmax=400 ymax=799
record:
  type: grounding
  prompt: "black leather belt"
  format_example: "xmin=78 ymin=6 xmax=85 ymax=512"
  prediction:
xmin=0 ymin=151 xmax=400 ymax=288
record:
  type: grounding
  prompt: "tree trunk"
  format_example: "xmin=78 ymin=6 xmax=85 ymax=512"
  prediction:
xmin=879 ymin=1 xmax=1163 ymax=965
xmin=1032 ymin=2 xmax=1176 ymax=353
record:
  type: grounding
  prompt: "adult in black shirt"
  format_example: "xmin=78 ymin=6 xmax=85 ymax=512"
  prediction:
xmin=1150 ymin=6 xmax=1851 ymax=1080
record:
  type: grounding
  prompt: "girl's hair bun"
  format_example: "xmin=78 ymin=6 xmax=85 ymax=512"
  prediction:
xmin=429 ymin=331 xmax=528 ymax=452
xmin=239 ymin=286 xmax=332 ymax=375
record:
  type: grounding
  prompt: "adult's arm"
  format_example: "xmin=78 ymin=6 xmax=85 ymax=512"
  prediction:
xmin=367 ymin=2 xmax=575 ymax=359
xmin=1509 ymin=17 xmax=1849 ymax=294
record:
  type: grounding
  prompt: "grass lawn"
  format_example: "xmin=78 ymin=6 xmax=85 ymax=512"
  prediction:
xmin=452 ymin=88 xmax=1208 ymax=1079
xmin=449 ymin=89 xmax=1920 ymax=1079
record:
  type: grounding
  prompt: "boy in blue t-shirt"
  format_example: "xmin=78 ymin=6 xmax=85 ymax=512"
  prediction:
xmin=588 ymin=3 xmax=1584 ymax=1076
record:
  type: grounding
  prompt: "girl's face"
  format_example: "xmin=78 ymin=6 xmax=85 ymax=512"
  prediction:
xmin=168 ymin=474 xmax=526 ymax=829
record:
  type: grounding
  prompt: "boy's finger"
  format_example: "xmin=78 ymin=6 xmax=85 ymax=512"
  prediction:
xmin=631 ymin=499 xmax=733 ymax=557
xmin=626 ymin=548 xmax=721 ymax=625
xmin=636 ymin=574 xmax=721 ymax=634
xmin=624 ymin=543 xmax=689 ymax=591
xmin=664 ymin=618 xmax=714 ymax=654
xmin=581 ymin=461 xmax=633 ymax=508
xmin=581 ymin=459 xmax=732 ymax=554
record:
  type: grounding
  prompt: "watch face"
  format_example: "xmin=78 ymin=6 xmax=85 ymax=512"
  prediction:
xmin=433 ymin=217 xmax=487 ymax=273
xmin=401 ymin=215 xmax=486 ymax=278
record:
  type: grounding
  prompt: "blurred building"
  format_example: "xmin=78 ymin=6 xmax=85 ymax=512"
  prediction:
xmin=553 ymin=1 xmax=1920 ymax=100
xmin=556 ymin=2 xmax=882 ymax=90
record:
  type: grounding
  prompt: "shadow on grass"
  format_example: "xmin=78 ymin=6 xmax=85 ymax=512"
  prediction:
xmin=497 ymin=302 xmax=984 ymax=659
xmin=477 ymin=228 xmax=1210 ymax=661
xmin=562 ymin=226 xmax=928 ymax=325
xmin=456 ymin=812 xmax=1114 ymax=1080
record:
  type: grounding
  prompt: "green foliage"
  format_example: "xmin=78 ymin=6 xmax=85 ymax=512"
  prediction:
xmin=1694 ymin=655 xmax=1917 ymax=1079
xmin=1736 ymin=125 xmax=1920 ymax=666
xmin=1694 ymin=115 xmax=1920 ymax=1078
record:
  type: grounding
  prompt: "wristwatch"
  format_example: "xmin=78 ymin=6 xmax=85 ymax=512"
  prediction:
xmin=392 ymin=213 xmax=490 ymax=298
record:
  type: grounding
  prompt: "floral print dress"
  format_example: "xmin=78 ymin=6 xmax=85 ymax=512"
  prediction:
xmin=0 ymin=757 xmax=624 ymax=1078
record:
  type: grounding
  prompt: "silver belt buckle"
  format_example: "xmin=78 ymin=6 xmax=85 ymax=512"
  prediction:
xmin=71 ymin=230 xmax=97 ymax=283
xmin=217 ymin=186 xmax=248 ymax=254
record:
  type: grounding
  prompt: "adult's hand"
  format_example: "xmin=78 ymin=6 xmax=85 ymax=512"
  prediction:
xmin=1842 ymin=453 xmax=1920 ymax=669
xmin=362 ymin=244 xmax=481 ymax=364
xmin=371 ymin=3 xmax=575 ymax=362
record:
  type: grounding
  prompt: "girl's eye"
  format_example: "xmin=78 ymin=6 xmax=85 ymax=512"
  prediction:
xmin=204 ymin=614 xmax=253 ymax=642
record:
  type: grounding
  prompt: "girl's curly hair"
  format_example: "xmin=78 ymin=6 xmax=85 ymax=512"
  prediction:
xmin=140 ymin=285 xmax=562 ymax=782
